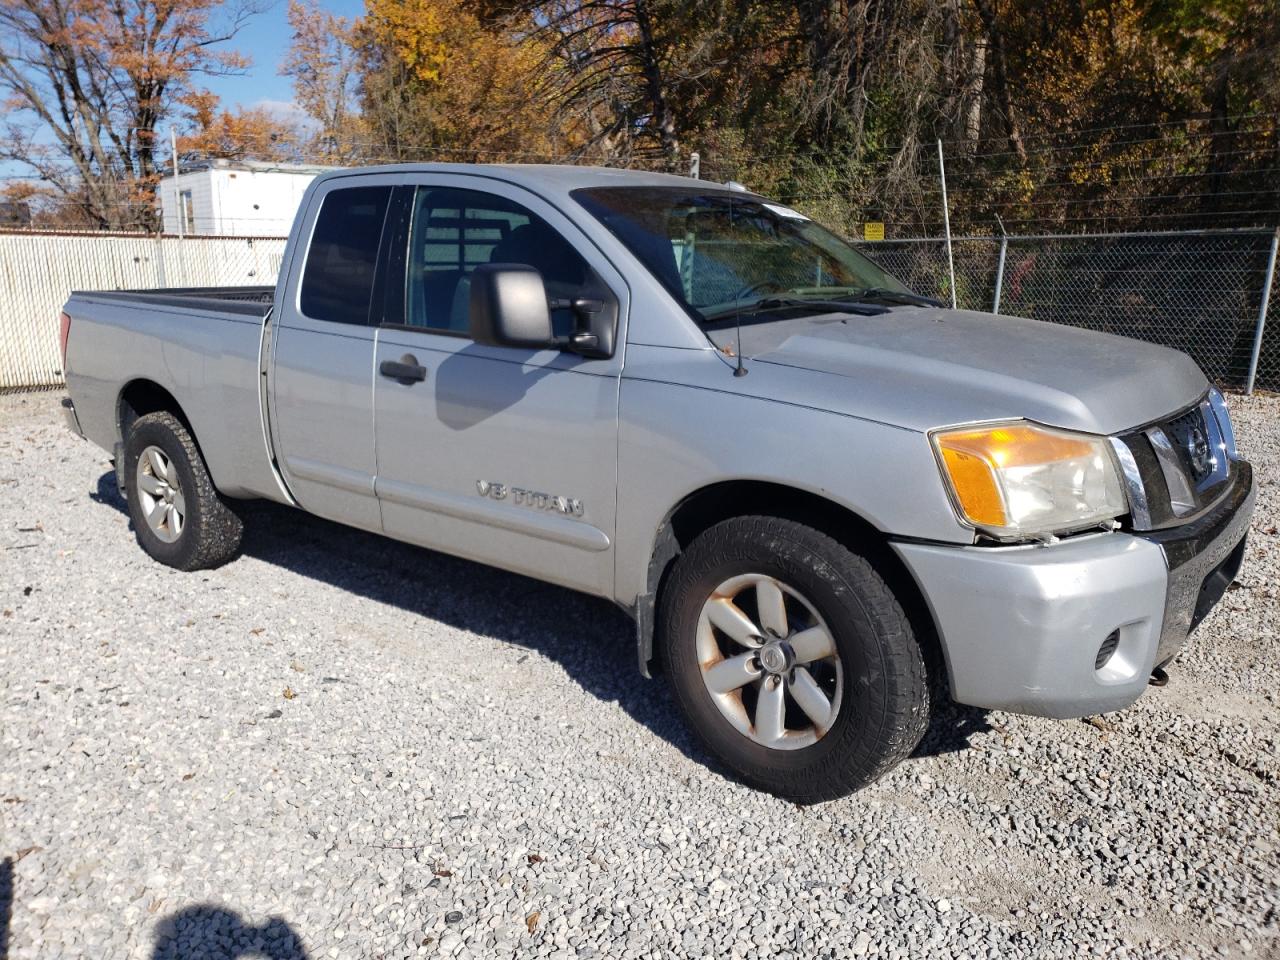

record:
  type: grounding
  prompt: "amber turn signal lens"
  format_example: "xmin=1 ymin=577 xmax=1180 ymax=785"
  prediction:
xmin=938 ymin=444 xmax=1007 ymax=526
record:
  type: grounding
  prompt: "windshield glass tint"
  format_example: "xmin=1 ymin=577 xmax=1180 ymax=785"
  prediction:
xmin=572 ymin=186 xmax=908 ymax=322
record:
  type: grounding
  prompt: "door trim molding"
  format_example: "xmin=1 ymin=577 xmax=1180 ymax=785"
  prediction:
xmin=284 ymin=456 xmax=376 ymax=496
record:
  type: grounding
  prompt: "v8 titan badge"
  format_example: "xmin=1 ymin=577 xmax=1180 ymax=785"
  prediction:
xmin=477 ymin=480 xmax=584 ymax=517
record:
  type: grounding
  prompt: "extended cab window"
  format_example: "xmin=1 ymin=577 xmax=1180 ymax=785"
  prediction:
xmin=300 ymin=186 xmax=392 ymax=325
xmin=403 ymin=187 xmax=590 ymax=336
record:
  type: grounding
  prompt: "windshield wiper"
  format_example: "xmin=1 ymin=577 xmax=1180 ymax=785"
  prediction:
xmin=847 ymin=288 xmax=944 ymax=308
xmin=702 ymin=296 xmax=887 ymax=324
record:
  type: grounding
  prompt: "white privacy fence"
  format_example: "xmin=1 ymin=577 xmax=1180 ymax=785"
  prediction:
xmin=0 ymin=231 xmax=286 ymax=390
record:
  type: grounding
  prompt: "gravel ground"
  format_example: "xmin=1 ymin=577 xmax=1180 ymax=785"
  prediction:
xmin=1 ymin=389 xmax=1278 ymax=960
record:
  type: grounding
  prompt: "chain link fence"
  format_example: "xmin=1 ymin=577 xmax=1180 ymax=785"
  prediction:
xmin=0 ymin=225 xmax=1277 ymax=393
xmin=855 ymin=227 xmax=1280 ymax=392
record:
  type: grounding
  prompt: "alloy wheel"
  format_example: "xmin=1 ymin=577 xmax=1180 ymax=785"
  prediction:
xmin=696 ymin=573 xmax=843 ymax=750
xmin=135 ymin=445 xmax=186 ymax=544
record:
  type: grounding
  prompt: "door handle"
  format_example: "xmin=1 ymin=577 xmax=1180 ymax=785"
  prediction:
xmin=380 ymin=354 xmax=427 ymax=384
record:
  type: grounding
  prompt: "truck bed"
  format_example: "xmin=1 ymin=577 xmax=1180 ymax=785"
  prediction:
xmin=62 ymin=283 xmax=283 ymax=504
xmin=69 ymin=285 xmax=275 ymax=318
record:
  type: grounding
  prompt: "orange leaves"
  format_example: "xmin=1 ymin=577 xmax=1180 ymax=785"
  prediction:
xmin=364 ymin=0 xmax=452 ymax=85
xmin=355 ymin=0 xmax=561 ymax=156
xmin=283 ymin=0 xmax=361 ymax=156
xmin=175 ymin=95 xmax=307 ymax=162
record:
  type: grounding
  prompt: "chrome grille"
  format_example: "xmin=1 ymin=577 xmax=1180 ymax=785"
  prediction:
xmin=1114 ymin=393 xmax=1235 ymax=530
xmin=1164 ymin=406 xmax=1217 ymax=487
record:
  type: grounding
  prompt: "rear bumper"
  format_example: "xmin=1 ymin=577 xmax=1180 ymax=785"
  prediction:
xmin=61 ymin=396 xmax=83 ymax=437
xmin=893 ymin=463 xmax=1254 ymax=718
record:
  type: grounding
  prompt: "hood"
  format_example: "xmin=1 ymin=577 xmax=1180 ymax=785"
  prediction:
xmin=707 ymin=307 xmax=1207 ymax=435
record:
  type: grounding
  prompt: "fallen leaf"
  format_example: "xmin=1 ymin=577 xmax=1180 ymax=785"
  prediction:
xmin=181 ymin=773 xmax=195 ymax=781
xmin=282 ymin=687 xmax=296 ymax=700
xmin=148 ymin=898 xmax=165 ymax=914
xmin=433 ymin=865 xmax=453 ymax=877
xmin=15 ymin=845 xmax=43 ymax=862
xmin=290 ymin=661 xmax=305 ymax=673
xmin=525 ymin=911 xmax=540 ymax=934
xmin=250 ymin=627 xmax=265 ymax=636
xmin=527 ymin=854 xmax=544 ymax=865
xmin=1082 ymin=716 xmax=1111 ymax=733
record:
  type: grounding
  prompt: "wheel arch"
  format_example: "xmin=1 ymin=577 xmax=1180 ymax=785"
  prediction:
xmin=637 ymin=479 xmax=946 ymax=696
xmin=117 ymin=379 xmax=195 ymax=444
xmin=115 ymin=380 xmax=206 ymax=489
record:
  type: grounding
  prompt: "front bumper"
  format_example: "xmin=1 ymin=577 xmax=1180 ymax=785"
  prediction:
xmin=1142 ymin=461 xmax=1254 ymax=667
xmin=893 ymin=463 xmax=1254 ymax=718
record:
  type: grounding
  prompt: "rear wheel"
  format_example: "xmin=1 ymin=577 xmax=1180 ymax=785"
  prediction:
xmin=659 ymin=516 xmax=929 ymax=801
xmin=123 ymin=412 xmax=243 ymax=570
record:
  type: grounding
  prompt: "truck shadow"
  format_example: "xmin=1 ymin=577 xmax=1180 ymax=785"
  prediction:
xmin=1 ymin=857 xmax=11 ymax=960
xmin=149 ymin=905 xmax=308 ymax=959
xmin=93 ymin=472 xmax=987 ymax=778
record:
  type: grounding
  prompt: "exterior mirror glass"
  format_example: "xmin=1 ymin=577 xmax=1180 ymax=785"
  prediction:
xmin=469 ymin=264 xmax=555 ymax=349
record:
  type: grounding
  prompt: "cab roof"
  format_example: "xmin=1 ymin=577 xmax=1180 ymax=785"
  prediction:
xmin=311 ymin=162 xmax=740 ymax=201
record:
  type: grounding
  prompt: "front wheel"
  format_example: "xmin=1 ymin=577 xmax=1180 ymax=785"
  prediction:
xmin=123 ymin=411 xmax=244 ymax=571
xmin=658 ymin=516 xmax=929 ymax=801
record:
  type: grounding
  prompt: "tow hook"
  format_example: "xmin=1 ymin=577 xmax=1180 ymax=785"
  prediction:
xmin=1149 ymin=666 xmax=1170 ymax=687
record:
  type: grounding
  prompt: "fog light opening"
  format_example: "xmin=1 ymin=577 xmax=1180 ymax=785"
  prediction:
xmin=1094 ymin=630 xmax=1120 ymax=672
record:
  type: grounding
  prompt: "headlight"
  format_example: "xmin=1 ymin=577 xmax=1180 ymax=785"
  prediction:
xmin=931 ymin=421 xmax=1127 ymax=539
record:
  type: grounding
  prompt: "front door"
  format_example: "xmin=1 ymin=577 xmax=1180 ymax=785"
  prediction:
xmin=268 ymin=176 xmax=399 ymax=531
xmin=371 ymin=176 xmax=627 ymax=596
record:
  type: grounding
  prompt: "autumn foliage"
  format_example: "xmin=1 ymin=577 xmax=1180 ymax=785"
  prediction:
xmin=1 ymin=0 xmax=1276 ymax=231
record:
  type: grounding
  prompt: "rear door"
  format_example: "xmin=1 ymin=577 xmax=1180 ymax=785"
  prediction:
xmin=370 ymin=175 xmax=628 ymax=597
xmin=268 ymin=175 xmax=399 ymax=531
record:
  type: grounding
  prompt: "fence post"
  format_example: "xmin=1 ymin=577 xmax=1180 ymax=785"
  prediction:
xmin=1245 ymin=227 xmax=1279 ymax=395
xmin=155 ymin=235 xmax=167 ymax=287
xmin=688 ymin=152 xmax=700 ymax=179
xmin=936 ymin=140 xmax=957 ymax=309
xmin=992 ymin=236 xmax=1008 ymax=313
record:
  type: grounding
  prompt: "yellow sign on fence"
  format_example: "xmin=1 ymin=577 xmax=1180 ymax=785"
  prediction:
xmin=863 ymin=222 xmax=885 ymax=242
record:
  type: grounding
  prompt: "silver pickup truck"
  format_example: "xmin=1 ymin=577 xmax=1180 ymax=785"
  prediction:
xmin=60 ymin=164 xmax=1255 ymax=800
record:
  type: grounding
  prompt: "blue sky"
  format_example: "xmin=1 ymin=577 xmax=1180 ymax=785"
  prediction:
xmin=204 ymin=0 xmax=364 ymax=115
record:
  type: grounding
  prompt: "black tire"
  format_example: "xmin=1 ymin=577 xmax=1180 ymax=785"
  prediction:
xmin=123 ymin=411 xmax=244 ymax=571
xmin=658 ymin=516 xmax=929 ymax=802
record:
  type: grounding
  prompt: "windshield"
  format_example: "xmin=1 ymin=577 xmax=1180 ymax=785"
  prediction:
xmin=572 ymin=186 xmax=911 ymax=324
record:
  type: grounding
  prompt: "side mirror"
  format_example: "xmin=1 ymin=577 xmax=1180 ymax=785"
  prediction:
xmin=469 ymin=263 xmax=555 ymax=349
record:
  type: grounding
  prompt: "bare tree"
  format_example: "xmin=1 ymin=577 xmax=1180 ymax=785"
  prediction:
xmin=0 ymin=0 xmax=259 ymax=229
xmin=282 ymin=0 xmax=361 ymax=162
xmin=516 ymin=0 xmax=692 ymax=166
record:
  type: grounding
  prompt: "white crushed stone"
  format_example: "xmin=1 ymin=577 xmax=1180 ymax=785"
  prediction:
xmin=1 ymin=389 xmax=1277 ymax=959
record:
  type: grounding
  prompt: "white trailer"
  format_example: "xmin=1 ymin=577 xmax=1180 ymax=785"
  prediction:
xmin=159 ymin=160 xmax=338 ymax=237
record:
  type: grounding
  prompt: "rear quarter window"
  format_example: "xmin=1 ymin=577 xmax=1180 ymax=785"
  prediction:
xmin=300 ymin=186 xmax=392 ymax=325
